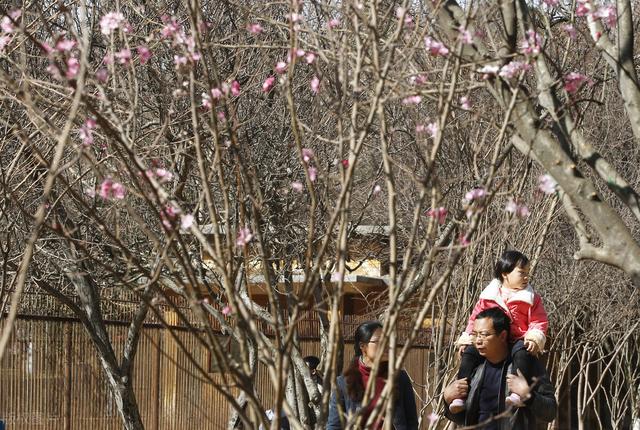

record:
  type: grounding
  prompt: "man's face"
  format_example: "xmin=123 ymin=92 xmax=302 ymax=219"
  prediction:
xmin=473 ymin=317 xmax=507 ymax=362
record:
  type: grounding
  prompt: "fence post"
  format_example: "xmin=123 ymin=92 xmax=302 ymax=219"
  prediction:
xmin=64 ymin=322 xmax=72 ymax=430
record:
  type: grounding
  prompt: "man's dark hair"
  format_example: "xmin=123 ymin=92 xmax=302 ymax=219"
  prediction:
xmin=494 ymin=250 xmax=529 ymax=280
xmin=303 ymin=355 xmax=320 ymax=370
xmin=476 ymin=307 xmax=510 ymax=337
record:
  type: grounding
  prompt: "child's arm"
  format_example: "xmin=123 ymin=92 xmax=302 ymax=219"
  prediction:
xmin=524 ymin=294 xmax=549 ymax=351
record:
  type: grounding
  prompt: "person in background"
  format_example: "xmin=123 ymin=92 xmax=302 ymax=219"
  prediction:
xmin=326 ymin=320 xmax=418 ymax=430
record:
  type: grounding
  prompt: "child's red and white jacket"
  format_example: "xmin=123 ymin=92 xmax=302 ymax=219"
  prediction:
xmin=456 ymin=279 xmax=549 ymax=351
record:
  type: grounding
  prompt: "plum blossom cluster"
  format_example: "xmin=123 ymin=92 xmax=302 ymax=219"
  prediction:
xmin=395 ymin=7 xmax=414 ymax=29
xmin=463 ymin=187 xmax=487 ymax=218
xmin=505 ymin=198 xmax=530 ymax=219
xmin=78 ymin=118 xmax=97 ymax=146
xmin=564 ymin=72 xmax=593 ymax=94
xmin=424 ymin=36 xmax=449 ymax=56
xmin=576 ymin=0 xmax=617 ymax=28
xmin=521 ymin=30 xmax=542 ymax=56
xmin=99 ymin=12 xmax=127 ymax=35
xmin=301 ymin=148 xmax=318 ymax=182
xmin=538 ymin=174 xmax=558 ymax=194
xmin=97 ymin=178 xmax=126 ymax=200
xmin=426 ymin=207 xmax=448 ymax=224
xmin=236 ymin=227 xmax=253 ymax=248
xmin=0 ymin=9 xmax=21 ymax=53
xmin=159 ymin=203 xmax=193 ymax=230
xmin=145 ymin=167 xmax=173 ymax=184
xmin=268 ymin=47 xmax=319 ymax=94
xmin=159 ymin=15 xmax=201 ymax=69
xmin=499 ymin=61 xmax=532 ymax=79
xmin=202 ymin=80 xmax=241 ymax=109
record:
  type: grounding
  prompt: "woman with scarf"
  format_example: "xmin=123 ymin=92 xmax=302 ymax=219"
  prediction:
xmin=326 ymin=321 xmax=418 ymax=429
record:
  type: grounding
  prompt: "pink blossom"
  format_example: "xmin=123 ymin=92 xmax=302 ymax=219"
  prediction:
xmin=402 ymin=95 xmax=422 ymax=105
xmin=46 ymin=63 xmax=61 ymax=80
xmin=100 ymin=12 xmax=125 ymax=35
xmin=521 ymin=30 xmax=542 ymax=56
xmin=291 ymin=181 xmax=304 ymax=192
xmin=111 ymin=182 xmax=126 ymax=200
xmin=564 ymin=72 xmax=591 ymax=93
xmin=236 ymin=227 xmax=253 ymax=247
xmin=231 ymin=80 xmax=241 ymax=96
xmin=161 ymin=15 xmax=182 ymax=39
xmin=505 ymin=198 xmax=530 ymax=218
xmin=211 ymin=88 xmax=223 ymax=99
xmin=174 ymin=55 xmax=188 ymax=67
xmin=115 ymin=48 xmax=132 ymax=65
xmin=308 ymin=166 xmax=317 ymax=182
xmin=221 ymin=305 xmax=232 ymax=315
xmin=458 ymin=26 xmax=473 ymax=45
xmin=538 ymin=174 xmax=557 ymax=194
xmin=305 ymin=52 xmax=317 ymax=64
xmin=459 ymin=234 xmax=471 ymax=247
xmin=65 ymin=57 xmax=80 ymax=79
xmin=302 ymin=148 xmax=314 ymax=163
xmin=341 ymin=159 xmax=349 ymax=168
xmin=78 ymin=118 xmax=96 ymax=146
xmin=1 ymin=9 xmax=21 ymax=33
xmin=275 ymin=61 xmax=288 ymax=74
xmin=137 ymin=46 xmax=151 ymax=64
xmin=426 ymin=122 xmax=439 ymax=138
xmin=0 ymin=35 xmax=12 ymax=51
xmin=96 ymin=68 xmax=109 ymax=83
xmin=202 ymin=93 xmax=213 ymax=110
xmin=465 ymin=187 xmax=486 ymax=201
xmin=499 ymin=61 xmax=531 ymax=79
xmin=415 ymin=124 xmax=426 ymax=133
xmin=563 ymin=24 xmax=577 ymax=40
xmin=294 ymin=49 xmax=305 ymax=58
xmin=289 ymin=13 xmax=302 ymax=23
xmin=217 ymin=111 xmax=226 ymax=122
xmin=155 ymin=168 xmax=173 ymax=182
xmin=427 ymin=412 xmax=439 ymax=425
xmin=247 ymin=23 xmax=263 ymax=34
xmin=425 ymin=36 xmax=449 ymax=56
xmin=426 ymin=207 xmax=448 ymax=224
xmin=262 ymin=76 xmax=276 ymax=93
xmin=409 ymin=74 xmax=428 ymax=85
xmin=99 ymin=178 xmax=126 ymax=200
xmin=460 ymin=96 xmax=471 ymax=111
xmin=328 ymin=18 xmax=341 ymax=29
xmin=190 ymin=52 xmax=201 ymax=62
xmin=576 ymin=0 xmax=592 ymax=17
xmin=55 ymin=38 xmax=76 ymax=52
xmin=373 ymin=184 xmax=382 ymax=194
xmin=180 ymin=214 xmax=194 ymax=230
xmin=594 ymin=5 xmax=617 ymax=28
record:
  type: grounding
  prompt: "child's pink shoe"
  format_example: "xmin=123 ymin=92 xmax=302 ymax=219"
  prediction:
xmin=449 ymin=398 xmax=465 ymax=414
xmin=505 ymin=393 xmax=524 ymax=408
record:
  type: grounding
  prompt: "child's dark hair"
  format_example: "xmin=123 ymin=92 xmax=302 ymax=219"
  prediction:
xmin=494 ymin=250 xmax=529 ymax=280
xmin=343 ymin=320 xmax=384 ymax=400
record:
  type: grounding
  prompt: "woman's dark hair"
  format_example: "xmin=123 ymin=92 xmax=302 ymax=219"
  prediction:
xmin=343 ymin=321 xmax=384 ymax=401
xmin=494 ymin=250 xmax=529 ymax=280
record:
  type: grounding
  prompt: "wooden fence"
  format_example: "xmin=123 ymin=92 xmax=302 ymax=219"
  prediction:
xmin=0 ymin=315 xmax=433 ymax=429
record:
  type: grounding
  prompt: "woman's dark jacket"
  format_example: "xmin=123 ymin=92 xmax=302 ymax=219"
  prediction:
xmin=326 ymin=369 xmax=418 ymax=429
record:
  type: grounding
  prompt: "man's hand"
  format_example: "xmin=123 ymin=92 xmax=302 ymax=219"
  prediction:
xmin=524 ymin=340 xmax=540 ymax=355
xmin=443 ymin=378 xmax=468 ymax=404
xmin=506 ymin=369 xmax=531 ymax=400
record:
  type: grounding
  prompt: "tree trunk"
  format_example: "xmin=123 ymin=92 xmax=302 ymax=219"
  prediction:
xmin=103 ymin=367 xmax=144 ymax=430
